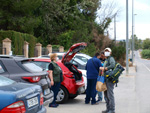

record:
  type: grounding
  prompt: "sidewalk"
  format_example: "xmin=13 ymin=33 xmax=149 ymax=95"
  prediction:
xmin=115 ymin=66 xmax=139 ymax=113
xmin=46 ymin=66 xmax=138 ymax=113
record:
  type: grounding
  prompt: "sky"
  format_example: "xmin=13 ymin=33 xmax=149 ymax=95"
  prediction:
xmin=97 ymin=0 xmax=150 ymax=40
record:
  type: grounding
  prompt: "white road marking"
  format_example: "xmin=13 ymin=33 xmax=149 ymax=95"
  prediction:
xmin=142 ymin=63 xmax=150 ymax=72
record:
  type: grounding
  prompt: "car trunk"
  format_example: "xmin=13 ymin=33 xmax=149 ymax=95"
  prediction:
xmin=0 ymin=82 xmax=42 ymax=113
xmin=61 ymin=43 xmax=87 ymax=81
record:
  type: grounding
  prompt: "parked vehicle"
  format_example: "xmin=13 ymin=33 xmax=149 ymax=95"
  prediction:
xmin=0 ymin=75 xmax=46 ymax=113
xmin=0 ymin=56 xmax=54 ymax=106
xmin=38 ymin=53 xmax=91 ymax=91
xmin=33 ymin=43 xmax=87 ymax=103
xmin=39 ymin=52 xmax=91 ymax=63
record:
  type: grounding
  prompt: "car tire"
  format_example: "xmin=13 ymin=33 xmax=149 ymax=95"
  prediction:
xmin=69 ymin=94 xmax=78 ymax=99
xmin=56 ymin=85 xmax=68 ymax=104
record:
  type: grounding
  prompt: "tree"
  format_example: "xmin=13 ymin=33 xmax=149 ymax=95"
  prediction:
xmin=142 ymin=38 xmax=150 ymax=50
xmin=129 ymin=35 xmax=142 ymax=50
xmin=35 ymin=0 xmax=101 ymax=48
xmin=0 ymin=0 xmax=42 ymax=34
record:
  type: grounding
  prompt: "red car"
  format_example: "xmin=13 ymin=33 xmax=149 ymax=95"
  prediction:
xmin=33 ymin=43 xmax=87 ymax=103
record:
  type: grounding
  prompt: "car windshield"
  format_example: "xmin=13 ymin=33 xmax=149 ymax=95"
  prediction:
xmin=22 ymin=61 xmax=43 ymax=72
xmin=0 ymin=76 xmax=15 ymax=86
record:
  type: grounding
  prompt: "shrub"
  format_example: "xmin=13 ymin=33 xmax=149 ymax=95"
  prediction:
xmin=81 ymin=43 xmax=97 ymax=57
xmin=141 ymin=49 xmax=150 ymax=59
xmin=0 ymin=30 xmax=37 ymax=57
xmin=112 ymin=46 xmax=126 ymax=66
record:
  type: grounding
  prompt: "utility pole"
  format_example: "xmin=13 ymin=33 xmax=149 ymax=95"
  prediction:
xmin=132 ymin=0 xmax=134 ymax=64
xmin=126 ymin=0 xmax=129 ymax=74
xmin=114 ymin=13 xmax=117 ymax=44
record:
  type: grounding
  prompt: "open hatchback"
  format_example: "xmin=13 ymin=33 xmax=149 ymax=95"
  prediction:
xmin=33 ymin=42 xmax=87 ymax=103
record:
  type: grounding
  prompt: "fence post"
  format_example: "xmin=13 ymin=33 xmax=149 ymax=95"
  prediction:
xmin=47 ymin=44 xmax=52 ymax=54
xmin=24 ymin=41 xmax=29 ymax=58
xmin=2 ymin=38 xmax=12 ymax=55
xmin=59 ymin=46 xmax=64 ymax=52
xmin=35 ymin=43 xmax=42 ymax=57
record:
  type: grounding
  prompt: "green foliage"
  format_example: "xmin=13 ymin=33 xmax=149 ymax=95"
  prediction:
xmin=0 ymin=0 xmax=117 ymax=57
xmin=58 ymin=30 xmax=75 ymax=49
xmin=0 ymin=30 xmax=37 ymax=57
xmin=129 ymin=35 xmax=142 ymax=50
xmin=141 ymin=49 xmax=150 ymax=59
xmin=81 ymin=43 xmax=96 ymax=57
xmin=0 ymin=0 xmax=42 ymax=35
xmin=35 ymin=0 xmax=100 ymax=47
xmin=112 ymin=46 xmax=126 ymax=65
xmin=52 ymin=45 xmax=60 ymax=48
xmin=142 ymin=38 xmax=150 ymax=50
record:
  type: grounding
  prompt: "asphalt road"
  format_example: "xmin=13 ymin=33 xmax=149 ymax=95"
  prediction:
xmin=134 ymin=51 xmax=150 ymax=113
xmin=46 ymin=51 xmax=150 ymax=113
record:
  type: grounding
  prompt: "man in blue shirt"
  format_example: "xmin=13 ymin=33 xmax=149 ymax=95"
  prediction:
xmin=85 ymin=52 xmax=102 ymax=105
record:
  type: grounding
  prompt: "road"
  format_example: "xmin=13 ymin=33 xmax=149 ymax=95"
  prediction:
xmin=46 ymin=51 xmax=150 ymax=113
xmin=134 ymin=51 xmax=150 ymax=113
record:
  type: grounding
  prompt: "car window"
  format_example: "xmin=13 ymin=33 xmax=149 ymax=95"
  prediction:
xmin=0 ymin=76 xmax=15 ymax=86
xmin=34 ymin=61 xmax=49 ymax=71
xmin=73 ymin=58 xmax=86 ymax=65
xmin=0 ymin=62 xmax=5 ymax=73
xmin=22 ymin=61 xmax=43 ymax=72
xmin=57 ymin=55 xmax=63 ymax=60
xmin=74 ymin=56 xmax=89 ymax=63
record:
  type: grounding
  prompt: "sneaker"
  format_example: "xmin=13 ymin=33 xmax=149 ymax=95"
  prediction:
xmin=96 ymin=99 xmax=102 ymax=103
xmin=56 ymin=104 xmax=59 ymax=107
xmin=102 ymin=110 xmax=109 ymax=113
xmin=49 ymin=104 xmax=58 ymax=108
xmin=107 ymin=110 xmax=115 ymax=113
xmin=91 ymin=102 xmax=99 ymax=105
xmin=85 ymin=102 xmax=90 ymax=104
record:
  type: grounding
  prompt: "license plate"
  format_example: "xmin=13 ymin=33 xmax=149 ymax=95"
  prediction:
xmin=44 ymin=89 xmax=50 ymax=95
xmin=27 ymin=97 xmax=38 ymax=108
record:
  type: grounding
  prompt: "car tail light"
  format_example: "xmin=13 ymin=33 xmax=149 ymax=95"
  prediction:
xmin=0 ymin=101 xmax=26 ymax=113
xmin=22 ymin=76 xmax=41 ymax=83
xmin=40 ymin=93 xmax=44 ymax=105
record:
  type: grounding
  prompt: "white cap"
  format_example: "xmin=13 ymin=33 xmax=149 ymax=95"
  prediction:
xmin=105 ymin=48 xmax=112 ymax=52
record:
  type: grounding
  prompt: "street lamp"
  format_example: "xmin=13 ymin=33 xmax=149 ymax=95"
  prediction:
xmin=126 ymin=0 xmax=129 ymax=74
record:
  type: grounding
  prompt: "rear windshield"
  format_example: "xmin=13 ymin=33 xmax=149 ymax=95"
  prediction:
xmin=34 ymin=61 xmax=49 ymax=71
xmin=22 ymin=61 xmax=43 ymax=72
xmin=0 ymin=76 xmax=15 ymax=86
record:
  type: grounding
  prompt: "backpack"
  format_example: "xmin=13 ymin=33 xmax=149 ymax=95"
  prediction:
xmin=105 ymin=57 xmax=125 ymax=86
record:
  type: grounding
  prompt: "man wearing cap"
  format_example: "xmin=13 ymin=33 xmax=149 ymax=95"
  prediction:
xmin=100 ymin=48 xmax=116 ymax=113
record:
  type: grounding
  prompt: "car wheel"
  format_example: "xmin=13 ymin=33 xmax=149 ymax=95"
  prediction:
xmin=69 ymin=94 xmax=78 ymax=99
xmin=56 ymin=86 xmax=68 ymax=104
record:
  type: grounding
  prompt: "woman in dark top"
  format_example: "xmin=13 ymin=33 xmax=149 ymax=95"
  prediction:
xmin=48 ymin=53 xmax=63 ymax=107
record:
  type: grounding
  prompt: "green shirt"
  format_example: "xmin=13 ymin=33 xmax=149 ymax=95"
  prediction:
xmin=104 ymin=56 xmax=116 ymax=70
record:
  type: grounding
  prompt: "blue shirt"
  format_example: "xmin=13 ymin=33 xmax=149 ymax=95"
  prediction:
xmin=86 ymin=56 xmax=102 ymax=79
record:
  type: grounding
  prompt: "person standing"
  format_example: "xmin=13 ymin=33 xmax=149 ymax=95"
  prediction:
xmin=100 ymin=48 xmax=116 ymax=113
xmin=97 ymin=51 xmax=106 ymax=103
xmin=99 ymin=51 xmax=106 ymax=66
xmin=85 ymin=52 xmax=102 ymax=105
xmin=48 ymin=53 xmax=63 ymax=107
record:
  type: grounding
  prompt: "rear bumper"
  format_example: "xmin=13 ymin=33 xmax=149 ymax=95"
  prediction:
xmin=43 ymin=90 xmax=54 ymax=106
xmin=61 ymin=77 xmax=85 ymax=95
xmin=77 ymin=85 xmax=85 ymax=94
xmin=37 ymin=106 xmax=47 ymax=113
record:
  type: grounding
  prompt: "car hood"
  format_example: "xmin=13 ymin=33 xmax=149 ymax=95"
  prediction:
xmin=62 ymin=42 xmax=87 ymax=64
